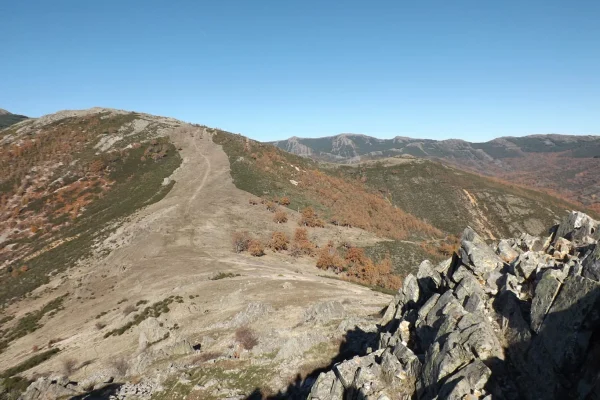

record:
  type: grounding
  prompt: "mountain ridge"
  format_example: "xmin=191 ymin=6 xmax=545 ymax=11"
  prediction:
xmin=271 ymin=132 xmax=600 ymax=210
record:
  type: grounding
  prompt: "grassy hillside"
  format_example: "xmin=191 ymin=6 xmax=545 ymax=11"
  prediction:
xmin=213 ymin=131 xmax=442 ymax=242
xmin=0 ymin=111 xmax=182 ymax=305
xmin=213 ymin=131 xmax=579 ymax=279
xmin=327 ymin=159 xmax=574 ymax=239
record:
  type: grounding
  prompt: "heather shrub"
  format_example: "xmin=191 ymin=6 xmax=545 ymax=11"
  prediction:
xmin=316 ymin=243 xmax=345 ymax=272
xmin=235 ymin=326 xmax=258 ymax=350
xmin=273 ymin=209 xmax=288 ymax=223
xmin=269 ymin=231 xmax=290 ymax=251
xmin=299 ymin=207 xmax=324 ymax=227
xmin=248 ymin=239 xmax=265 ymax=257
xmin=265 ymin=200 xmax=277 ymax=212
xmin=231 ymin=231 xmax=251 ymax=253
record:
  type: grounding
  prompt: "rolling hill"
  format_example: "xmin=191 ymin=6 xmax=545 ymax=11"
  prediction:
xmin=272 ymin=134 xmax=600 ymax=211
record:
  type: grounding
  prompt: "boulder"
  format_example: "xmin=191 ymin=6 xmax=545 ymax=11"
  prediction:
xmin=554 ymin=211 xmax=599 ymax=245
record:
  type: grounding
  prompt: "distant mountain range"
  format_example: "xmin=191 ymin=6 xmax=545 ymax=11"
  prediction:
xmin=0 ymin=108 xmax=28 ymax=129
xmin=272 ymin=133 xmax=600 ymax=210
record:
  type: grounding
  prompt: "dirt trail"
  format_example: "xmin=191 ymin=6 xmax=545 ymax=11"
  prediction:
xmin=0 ymin=124 xmax=390 ymax=393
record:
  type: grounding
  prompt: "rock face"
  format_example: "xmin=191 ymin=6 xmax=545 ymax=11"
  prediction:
xmin=309 ymin=211 xmax=600 ymax=400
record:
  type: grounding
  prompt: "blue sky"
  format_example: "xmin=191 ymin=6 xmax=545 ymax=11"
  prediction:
xmin=1 ymin=1 xmax=599 ymax=142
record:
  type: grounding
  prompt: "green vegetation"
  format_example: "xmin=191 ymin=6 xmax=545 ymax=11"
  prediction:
xmin=0 ymin=113 xmax=28 ymax=129
xmin=330 ymin=159 xmax=571 ymax=238
xmin=1 ymin=348 xmax=60 ymax=378
xmin=0 ymin=134 xmax=181 ymax=304
xmin=213 ymin=130 xmax=320 ymax=213
xmin=0 ymin=296 xmax=66 ymax=353
xmin=103 ymin=296 xmax=183 ymax=338
xmin=210 ymin=272 xmax=241 ymax=280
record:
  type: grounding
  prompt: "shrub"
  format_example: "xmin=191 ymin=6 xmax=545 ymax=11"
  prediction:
xmin=299 ymin=207 xmax=324 ymax=227
xmin=231 ymin=231 xmax=251 ymax=253
xmin=235 ymin=326 xmax=258 ymax=350
xmin=248 ymin=198 xmax=258 ymax=205
xmin=269 ymin=231 xmax=290 ymax=251
xmin=316 ymin=243 xmax=345 ymax=272
xmin=273 ymin=209 xmax=288 ymax=223
xmin=248 ymin=240 xmax=265 ymax=257
xmin=122 ymin=305 xmax=137 ymax=316
xmin=62 ymin=358 xmax=77 ymax=375
xmin=279 ymin=196 xmax=290 ymax=206
xmin=210 ymin=272 xmax=240 ymax=280
xmin=95 ymin=322 xmax=106 ymax=330
xmin=291 ymin=228 xmax=316 ymax=256
xmin=265 ymin=200 xmax=277 ymax=212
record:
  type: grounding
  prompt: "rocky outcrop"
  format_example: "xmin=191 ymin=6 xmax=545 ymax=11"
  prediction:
xmin=309 ymin=211 xmax=600 ymax=400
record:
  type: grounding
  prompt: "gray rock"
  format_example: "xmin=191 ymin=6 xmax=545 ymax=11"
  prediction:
xmin=21 ymin=377 xmax=81 ymax=400
xmin=497 ymin=239 xmax=520 ymax=263
xmin=538 ymin=275 xmax=600 ymax=374
xmin=402 ymin=274 xmax=420 ymax=305
xmin=138 ymin=317 xmax=170 ymax=349
xmin=530 ymin=269 xmax=562 ymax=333
xmin=554 ymin=211 xmax=599 ymax=245
xmin=417 ymin=260 xmax=441 ymax=297
xmin=304 ymin=301 xmax=346 ymax=323
xmin=582 ymin=244 xmax=600 ymax=282
xmin=460 ymin=227 xmax=504 ymax=278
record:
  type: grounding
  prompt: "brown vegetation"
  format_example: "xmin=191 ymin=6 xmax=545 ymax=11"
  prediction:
xmin=269 ymin=231 xmax=290 ymax=251
xmin=248 ymin=239 xmax=265 ymax=257
xmin=235 ymin=326 xmax=259 ymax=350
xmin=273 ymin=209 xmax=288 ymax=223
xmin=316 ymin=244 xmax=402 ymax=290
xmin=290 ymin=228 xmax=316 ymax=257
xmin=299 ymin=207 xmax=324 ymax=228
xmin=316 ymin=242 xmax=345 ymax=273
xmin=231 ymin=231 xmax=252 ymax=253
xmin=278 ymin=196 xmax=290 ymax=206
xmin=265 ymin=200 xmax=277 ymax=212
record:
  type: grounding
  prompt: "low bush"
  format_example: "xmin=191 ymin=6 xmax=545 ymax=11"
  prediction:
xmin=265 ymin=200 xmax=277 ymax=212
xmin=316 ymin=242 xmax=345 ymax=273
xmin=269 ymin=231 xmax=290 ymax=251
xmin=210 ymin=272 xmax=240 ymax=280
xmin=231 ymin=231 xmax=251 ymax=253
xmin=235 ymin=326 xmax=258 ymax=350
xmin=291 ymin=228 xmax=316 ymax=256
xmin=299 ymin=207 xmax=324 ymax=227
xmin=248 ymin=240 xmax=265 ymax=257
xmin=273 ymin=209 xmax=288 ymax=223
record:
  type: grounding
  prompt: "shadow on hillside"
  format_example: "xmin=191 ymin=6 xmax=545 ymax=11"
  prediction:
xmin=244 ymin=325 xmax=380 ymax=399
xmin=69 ymin=383 xmax=123 ymax=400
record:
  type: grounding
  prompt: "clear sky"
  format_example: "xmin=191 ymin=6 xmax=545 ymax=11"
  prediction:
xmin=1 ymin=1 xmax=599 ymax=142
